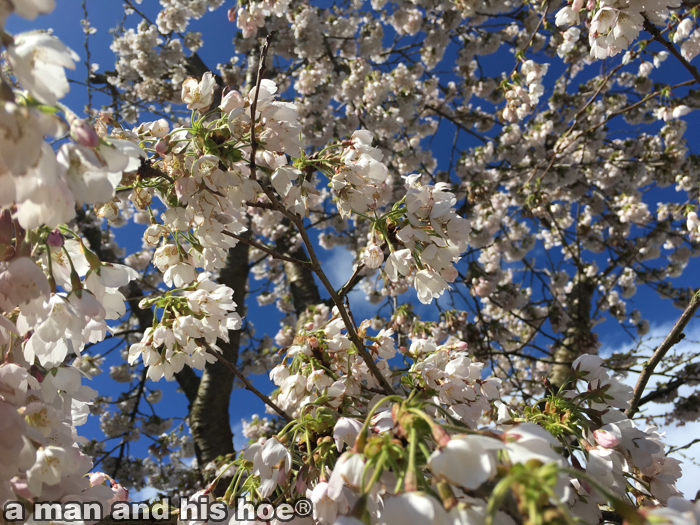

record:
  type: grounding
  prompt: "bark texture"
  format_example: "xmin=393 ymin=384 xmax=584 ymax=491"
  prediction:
xmin=549 ymin=272 xmax=596 ymax=389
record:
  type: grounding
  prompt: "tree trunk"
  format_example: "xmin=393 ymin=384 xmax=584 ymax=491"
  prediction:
xmin=189 ymin=241 xmax=249 ymax=469
xmin=549 ymin=272 xmax=596 ymax=390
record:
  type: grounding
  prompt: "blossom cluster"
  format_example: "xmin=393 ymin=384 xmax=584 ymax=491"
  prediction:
xmin=224 ymin=330 xmax=685 ymax=525
xmin=0 ymin=1 xmax=142 ymax=514
xmin=3 ymin=0 xmax=700 ymax=522
xmin=555 ymin=0 xmax=681 ymax=59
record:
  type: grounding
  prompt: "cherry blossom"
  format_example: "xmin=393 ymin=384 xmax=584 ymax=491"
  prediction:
xmin=1 ymin=0 xmax=700 ymax=522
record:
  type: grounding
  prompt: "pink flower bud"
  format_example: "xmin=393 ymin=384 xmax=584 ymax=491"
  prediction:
xmin=305 ymin=322 xmax=315 ymax=330
xmin=593 ymin=429 xmax=620 ymax=448
xmin=431 ymin=424 xmax=451 ymax=448
xmin=155 ymin=139 xmax=168 ymax=156
xmin=47 ymin=229 xmax=64 ymax=249
xmin=11 ymin=478 xmax=32 ymax=500
xmin=228 ymin=6 xmax=236 ymax=22
xmin=277 ymin=468 xmax=287 ymax=485
xmin=295 ymin=472 xmax=307 ymax=494
xmin=572 ymin=0 xmax=584 ymax=11
xmin=110 ymin=481 xmax=129 ymax=502
xmin=71 ymin=119 xmax=99 ymax=148
xmin=90 ymin=472 xmax=108 ymax=486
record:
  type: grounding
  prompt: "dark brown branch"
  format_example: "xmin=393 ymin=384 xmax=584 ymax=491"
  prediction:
xmin=245 ymin=200 xmax=276 ymax=210
xmin=668 ymin=437 xmax=700 ymax=454
xmin=644 ymin=18 xmax=700 ymax=85
xmin=175 ymin=366 xmax=202 ymax=410
xmin=202 ymin=343 xmax=292 ymax=423
xmin=304 ymin=239 xmax=396 ymax=395
xmin=259 ymin=192 xmax=395 ymax=395
xmin=338 ymin=263 xmax=365 ymax=299
xmin=276 ymin=233 xmax=325 ymax=322
xmin=237 ymin=33 xmax=393 ymax=395
xmin=248 ymin=32 xmax=275 ymax=182
xmin=638 ymin=377 xmax=685 ymax=407
xmin=111 ymin=367 xmax=147 ymax=480
xmin=222 ymin=230 xmax=313 ymax=269
xmin=627 ymin=291 xmax=700 ymax=417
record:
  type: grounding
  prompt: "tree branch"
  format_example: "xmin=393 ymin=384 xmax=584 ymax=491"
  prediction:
xmin=627 ymin=291 xmax=700 ymax=417
xmin=223 ymin=230 xmax=313 ymax=269
xmin=248 ymin=32 xmax=275 ymax=182
xmin=202 ymin=343 xmax=292 ymax=422
xmin=638 ymin=377 xmax=686 ymax=407
xmin=241 ymin=31 xmax=394 ymax=395
xmin=338 ymin=263 xmax=365 ymax=300
xmin=298 ymin=225 xmax=396 ymax=395
xmin=644 ymin=18 xmax=700 ymax=85
xmin=111 ymin=368 xmax=147 ymax=480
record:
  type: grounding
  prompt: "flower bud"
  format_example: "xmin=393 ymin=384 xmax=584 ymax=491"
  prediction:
xmin=431 ymin=423 xmax=451 ymax=448
xmin=294 ymin=470 xmax=307 ymax=494
xmin=155 ymin=138 xmax=168 ymax=156
xmin=594 ymin=428 xmax=621 ymax=448
xmin=71 ymin=118 xmax=99 ymax=148
xmin=90 ymin=472 xmax=108 ymax=486
xmin=47 ymin=229 xmax=64 ymax=249
xmin=0 ymin=209 xmax=14 ymax=246
xmin=110 ymin=481 xmax=129 ymax=503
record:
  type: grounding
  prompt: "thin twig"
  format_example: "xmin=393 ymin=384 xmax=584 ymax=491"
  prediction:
xmin=202 ymin=342 xmax=293 ymax=422
xmin=260 ymin=187 xmax=396 ymax=395
xmin=248 ymin=31 xmax=276 ymax=182
xmin=111 ymin=367 xmax=148 ymax=480
xmin=638 ymin=377 xmax=686 ymax=407
xmin=627 ymin=291 xmax=700 ymax=418
xmin=241 ymin=33 xmax=394 ymax=395
xmin=338 ymin=263 xmax=365 ymax=299
xmin=508 ymin=1 xmax=549 ymax=79
xmin=423 ymin=104 xmax=488 ymax=144
xmin=81 ymin=0 xmax=93 ymax=113
xmin=246 ymin=143 xmax=396 ymax=394
xmin=668 ymin=438 xmax=700 ymax=454
xmin=644 ymin=18 xmax=700 ymax=86
xmin=222 ymin=231 xmax=313 ymax=269
xmin=300 ymin=235 xmax=396 ymax=395
xmin=525 ymin=67 xmax=619 ymax=186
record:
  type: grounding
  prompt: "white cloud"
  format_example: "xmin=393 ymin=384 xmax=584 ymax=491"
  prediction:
xmin=321 ymin=245 xmax=356 ymax=290
xmin=601 ymin=322 xmax=700 ymax=499
xmin=232 ymin=420 xmax=248 ymax=451
xmin=320 ymin=244 xmax=380 ymax=320
xmin=130 ymin=486 xmax=158 ymax=502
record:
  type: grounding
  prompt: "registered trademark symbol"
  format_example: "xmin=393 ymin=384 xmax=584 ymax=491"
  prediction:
xmin=294 ymin=498 xmax=312 ymax=517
